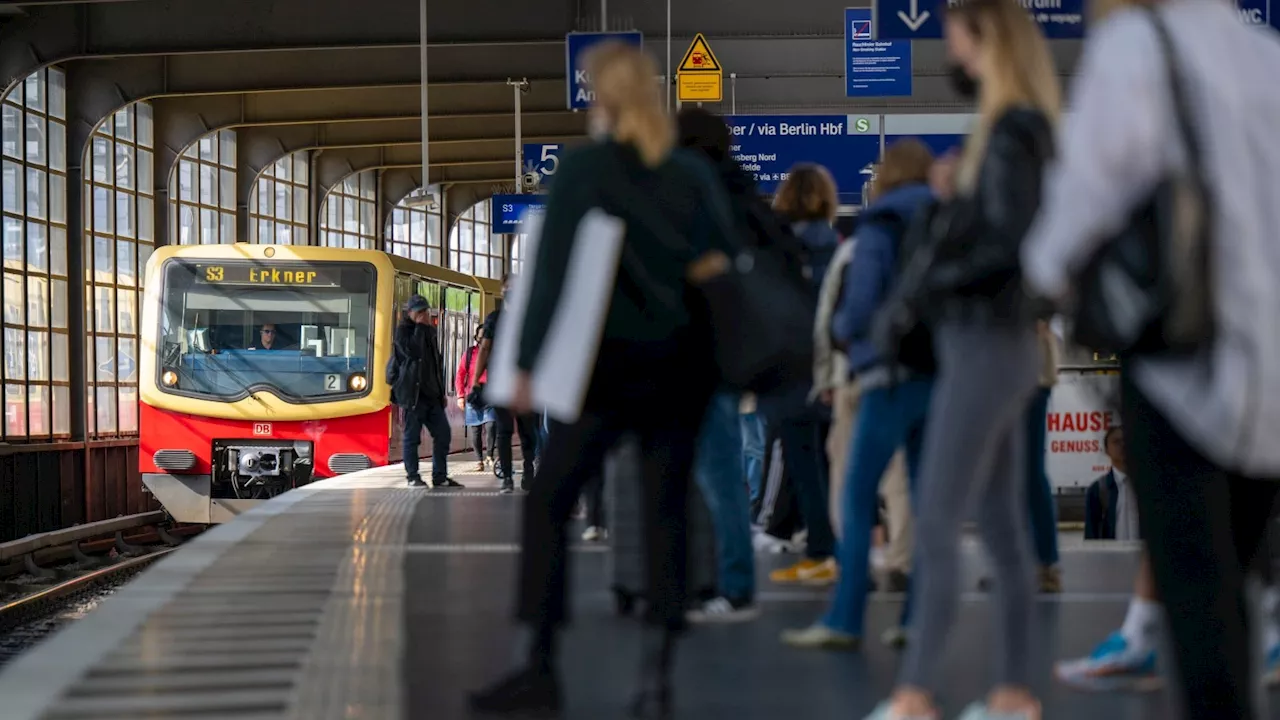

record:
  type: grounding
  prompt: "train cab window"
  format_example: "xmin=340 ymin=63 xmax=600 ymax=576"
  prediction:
xmin=157 ymin=259 xmax=376 ymax=401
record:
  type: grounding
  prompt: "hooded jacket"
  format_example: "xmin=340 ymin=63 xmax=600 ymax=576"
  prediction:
xmin=832 ymin=182 xmax=935 ymax=378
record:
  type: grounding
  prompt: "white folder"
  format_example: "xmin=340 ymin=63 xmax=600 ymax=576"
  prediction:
xmin=485 ymin=206 xmax=625 ymax=423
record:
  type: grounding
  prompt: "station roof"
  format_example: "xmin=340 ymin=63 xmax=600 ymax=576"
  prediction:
xmin=0 ymin=0 xmax=1081 ymax=211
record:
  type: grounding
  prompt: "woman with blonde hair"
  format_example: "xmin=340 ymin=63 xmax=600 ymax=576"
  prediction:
xmin=782 ymin=137 xmax=935 ymax=652
xmin=467 ymin=42 xmax=736 ymax=717
xmin=869 ymin=0 xmax=1060 ymax=717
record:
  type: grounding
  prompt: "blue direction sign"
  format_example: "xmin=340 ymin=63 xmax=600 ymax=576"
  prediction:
xmin=493 ymin=194 xmax=547 ymax=234
xmin=565 ymin=31 xmax=644 ymax=110
xmin=876 ymin=0 xmax=1085 ymax=39
xmin=725 ymin=115 xmax=881 ymax=200
xmin=846 ymin=9 xmax=912 ymax=97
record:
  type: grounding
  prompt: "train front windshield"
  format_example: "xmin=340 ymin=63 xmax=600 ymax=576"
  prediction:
xmin=157 ymin=259 xmax=376 ymax=402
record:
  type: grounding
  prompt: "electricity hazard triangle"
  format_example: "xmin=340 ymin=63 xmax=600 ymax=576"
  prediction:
xmin=678 ymin=33 xmax=721 ymax=73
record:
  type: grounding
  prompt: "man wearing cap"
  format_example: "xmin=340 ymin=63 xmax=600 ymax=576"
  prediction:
xmin=394 ymin=295 xmax=461 ymax=489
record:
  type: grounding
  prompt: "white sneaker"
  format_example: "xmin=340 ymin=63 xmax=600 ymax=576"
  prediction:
xmin=687 ymin=596 xmax=760 ymax=623
xmin=582 ymin=526 xmax=607 ymax=542
xmin=752 ymin=530 xmax=794 ymax=554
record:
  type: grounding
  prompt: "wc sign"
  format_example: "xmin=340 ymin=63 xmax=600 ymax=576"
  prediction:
xmin=1238 ymin=0 xmax=1271 ymax=26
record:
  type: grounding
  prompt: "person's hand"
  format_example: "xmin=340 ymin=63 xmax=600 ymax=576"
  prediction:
xmin=457 ymin=397 xmax=466 ymax=410
xmin=511 ymin=371 xmax=533 ymax=415
xmin=930 ymin=151 xmax=959 ymax=200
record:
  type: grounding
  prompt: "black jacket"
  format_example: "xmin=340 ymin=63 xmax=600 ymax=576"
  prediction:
xmin=914 ymin=107 xmax=1055 ymax=325
xmin=394 ymin=318 xmax=446 ymax=406
xmin=515 ymin=141 xmax=738 ymax=372
xmin=1084 ymin=471 xmax=1119 ymax=540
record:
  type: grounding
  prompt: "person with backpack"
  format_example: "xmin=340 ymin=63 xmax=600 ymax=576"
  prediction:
xmin=390 ymin=295 xmax=461 ymax=489
xmin=758 ymin=163 xmax=843 ymax=588
xmin=471 ymin=274 xmax=542 ymax=494
xmin=781 ymin=138 xmax=936 ymax=651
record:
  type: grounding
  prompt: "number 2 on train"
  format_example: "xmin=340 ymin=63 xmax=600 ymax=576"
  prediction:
xmin=324 ymin=374 xmax=340 ymax=392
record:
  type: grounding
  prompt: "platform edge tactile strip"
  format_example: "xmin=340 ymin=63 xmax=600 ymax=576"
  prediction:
xmin=283 ymin=487 xmax=420 ymax=720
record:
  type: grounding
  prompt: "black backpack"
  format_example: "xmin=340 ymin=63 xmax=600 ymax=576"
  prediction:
xmin=870 ymin=205 xmax=938 ymax=376
xmin=386 ymin=330 xmax=421 ymax=407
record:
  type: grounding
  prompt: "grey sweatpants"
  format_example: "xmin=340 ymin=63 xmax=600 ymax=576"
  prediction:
xmin=899 ymin=321 xmax=1040 ymax=691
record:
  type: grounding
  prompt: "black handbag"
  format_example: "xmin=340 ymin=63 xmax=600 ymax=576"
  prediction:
xmin=1070 ymin=7 xmax=1213 ymax=356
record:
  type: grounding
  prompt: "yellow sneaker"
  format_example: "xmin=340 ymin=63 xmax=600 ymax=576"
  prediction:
xmin=769 ymin=558 xmax=838 ymax=586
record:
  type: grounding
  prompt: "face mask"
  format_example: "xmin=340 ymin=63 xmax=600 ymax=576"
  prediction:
xmin=588 ymin=111 xmax=612 ymax=141
xmin=948 ymin=64 xmax=979 ymax=99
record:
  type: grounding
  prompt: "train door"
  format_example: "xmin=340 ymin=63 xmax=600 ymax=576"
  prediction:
xmin=387 ymin=273 xmax=416 ymax=463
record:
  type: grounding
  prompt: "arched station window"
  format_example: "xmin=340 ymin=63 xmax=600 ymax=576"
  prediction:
xmin=385 ymin=188 xmax=443 ymax=265
xmin=319 ymin=170 xmax=376 ymax=249
xmin=84 ymin=101 xmax=155 ymax=436
xmin=1 ymin=67 xmax=69 ymax=439
xmin=170 ymin=129 xmax=237 ymax=245
xmin=249 ymin=151 xmax=309 ymax=245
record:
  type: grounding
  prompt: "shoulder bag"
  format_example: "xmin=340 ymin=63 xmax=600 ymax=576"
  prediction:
xmin=1070 ymin=7 xmax=1214 ymax=356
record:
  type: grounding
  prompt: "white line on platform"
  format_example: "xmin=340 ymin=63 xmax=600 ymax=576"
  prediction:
xmin=403 ymin=543 xmax=609 ymax=553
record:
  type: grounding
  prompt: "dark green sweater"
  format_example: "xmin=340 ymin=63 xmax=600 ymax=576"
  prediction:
xmin=515 ymin=141 xmax=738 ymax=372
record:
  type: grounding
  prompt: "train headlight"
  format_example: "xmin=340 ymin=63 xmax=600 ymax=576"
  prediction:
xmin=348 ymin=373 xmax=368 ymax=392
xmin=161 ymin=369 xmax=178 ymax=387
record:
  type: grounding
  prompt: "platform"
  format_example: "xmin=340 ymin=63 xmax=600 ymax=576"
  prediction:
xmin=0 ymin=460 xmax=1177 ymax=720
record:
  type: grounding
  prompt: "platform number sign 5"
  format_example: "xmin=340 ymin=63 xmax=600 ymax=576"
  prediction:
xmin=324 ymin=374 xmax=341 ymax=392
xmin=253 ymin=423 xmax=273 ymax=436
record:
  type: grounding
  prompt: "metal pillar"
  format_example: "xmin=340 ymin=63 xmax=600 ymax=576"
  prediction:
xmin=666 ymin=0 xmax=672 ymax=112
xmin=420 ymin=0 xmax=430 ymax=196
xmin=730 ymin=73 xmax=737 ymax=114
xmin=508 ymin=78 xmax=528 ymax=193
xmin=601 ymin=0 xmax=607 ymax=30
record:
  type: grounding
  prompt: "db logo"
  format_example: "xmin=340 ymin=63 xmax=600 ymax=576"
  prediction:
xmin=252 ymin=423 xmax=273 ymax=436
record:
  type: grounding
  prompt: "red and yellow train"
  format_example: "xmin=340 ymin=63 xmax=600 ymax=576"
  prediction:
xmin=138 ymin=243 xmax=501 ymax=523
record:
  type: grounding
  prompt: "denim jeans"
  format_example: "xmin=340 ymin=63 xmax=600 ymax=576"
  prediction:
xmin=1026 ymin=386 xmax=1060 ymax=566
xmin=740 ymin=411 xmax=767 ymax=505
xmin=403 ymin=400 xmax=452 ymax=481
xmin=821 ymin=379 xmax=932 ymax=637
xmin=694 ymin=391 xmax=756 ymax=602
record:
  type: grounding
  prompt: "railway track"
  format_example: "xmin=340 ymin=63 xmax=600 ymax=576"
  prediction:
xmin=0 ymin=513 xmax=202 ymax=666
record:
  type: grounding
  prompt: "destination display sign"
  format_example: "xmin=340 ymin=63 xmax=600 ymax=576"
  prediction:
xmin=194 ymin=264 xmax=343 ymax=287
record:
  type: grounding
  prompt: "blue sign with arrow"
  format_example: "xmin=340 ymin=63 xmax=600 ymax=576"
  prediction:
xmin=565 ymin=31 xmax=644 ymax=110
xmin=876 ymin=0 xmax=1085 ymax=39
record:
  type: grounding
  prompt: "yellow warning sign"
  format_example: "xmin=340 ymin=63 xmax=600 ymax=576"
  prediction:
xmin=678 ymin=33 xmax=721 ymax=73
xmin=678 ymin=73 xmax=722 ymax=102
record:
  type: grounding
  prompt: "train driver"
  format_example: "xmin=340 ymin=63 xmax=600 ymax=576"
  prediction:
xmin=252 ymin=323 xmax=284 ymax=351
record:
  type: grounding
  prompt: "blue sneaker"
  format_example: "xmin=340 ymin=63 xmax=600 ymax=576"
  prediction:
xmin=1055 ymin=631 xmax=1161 ymax=692
xmin=955 ymin=702 xmax=1041 ymax=720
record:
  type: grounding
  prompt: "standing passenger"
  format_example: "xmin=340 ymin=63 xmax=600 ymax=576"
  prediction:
xmin=393 ymin=295 xmax=461 ymax=489
xmin=761 ymin=164 xmax=842 ymax=588
xmin=472 ymin=274 xmax=541 ymax=494
xmin=468 ymin=42 xmax=734 ymax=717
xmin=1021 ymin=0 xmax=1280 ymax=713
xmin=457 ymin=323 xmax=496 ymax=473
xmin=871 ymin=0 xmax=1059 ymax=716
xmin=782 ymin=138 xmax=935 ymax=653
